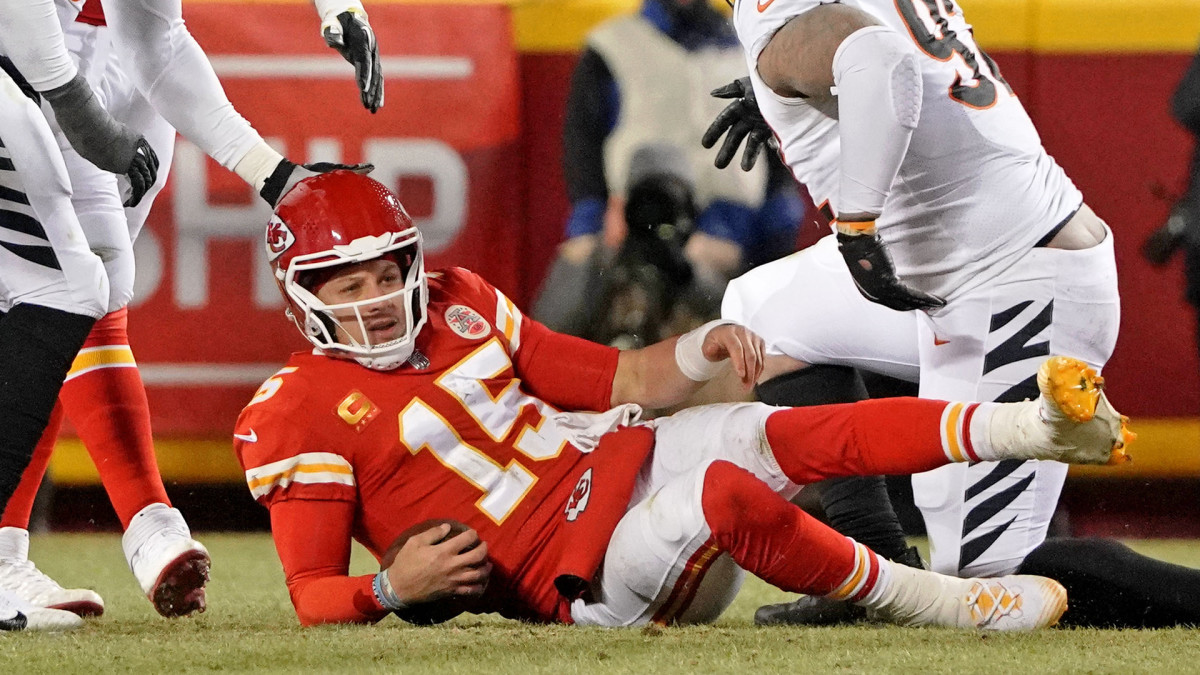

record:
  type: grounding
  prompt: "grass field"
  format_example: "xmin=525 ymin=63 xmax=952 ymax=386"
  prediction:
xmin=3 ymin=535 xmax=1198 ymax=674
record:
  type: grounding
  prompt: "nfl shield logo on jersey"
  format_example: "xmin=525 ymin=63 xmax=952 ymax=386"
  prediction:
xmin=445 ymin=305 xmax=490 ymax=340
xmin=265 ymin=215 xmax=296 ymax=261
xmin=564 ymin=468 xmax=592 ymax=522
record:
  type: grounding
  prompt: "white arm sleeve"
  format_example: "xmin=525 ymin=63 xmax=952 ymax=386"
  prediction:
xmin=99 ymin=0 xmax=262 ymax=171
xmin=0 ymin=0 xmax=77 ymax=91
xmin=832 ymin=26 xmax=923 ymax=217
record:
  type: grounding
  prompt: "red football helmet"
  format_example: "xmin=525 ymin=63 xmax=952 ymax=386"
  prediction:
xmin=268 ymin=171 xmax=428 ymax=370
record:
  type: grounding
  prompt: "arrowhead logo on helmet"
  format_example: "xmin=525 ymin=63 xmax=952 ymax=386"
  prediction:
xmin=265 ymin=216 xmax=296 ymax=262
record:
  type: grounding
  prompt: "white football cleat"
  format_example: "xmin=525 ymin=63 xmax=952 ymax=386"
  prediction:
xmin=988 ymin=356 xmax=1135 ymax=465
xmin=0 ymin=588 xmax=82 ymax=632
xmin=0 ymin=527 xmax=103 ymax=617
xmin=122 ymin=504 xmax=210 ymax=618
xmin=870 ymin=565 xmax=1067 ymax=631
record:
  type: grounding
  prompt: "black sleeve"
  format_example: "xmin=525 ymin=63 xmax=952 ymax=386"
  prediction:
xmin=764 ymin=150 xmax=796 ymax=196
xmin=562 ymin=48 xmax=614 ymax=204
xmin=1172 ymin=50 xmax=1200 ymax=136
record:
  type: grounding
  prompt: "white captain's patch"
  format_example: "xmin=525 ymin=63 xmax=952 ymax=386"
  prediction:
xmin=445 ymin=305 xmax=490 ymax=340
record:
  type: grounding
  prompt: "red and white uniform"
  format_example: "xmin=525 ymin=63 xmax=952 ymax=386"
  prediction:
xmin=237 ymin=267 xmax=814 ymax=626
xmin=236 ymin=268 xmax=645 ymax=623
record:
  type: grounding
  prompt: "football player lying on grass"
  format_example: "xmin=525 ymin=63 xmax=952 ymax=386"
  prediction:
xmin=233 ymin=172 xmax=1132 ymax=629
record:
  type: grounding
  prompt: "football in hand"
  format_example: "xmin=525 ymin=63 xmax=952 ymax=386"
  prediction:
xmin=380 ymin=519 xmax=486 ymax=625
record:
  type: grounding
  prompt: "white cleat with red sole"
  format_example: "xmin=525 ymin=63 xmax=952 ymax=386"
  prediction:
xmin=122 ymin=504 xmax=210 ymax=618
xmin=0 ymin=527 xmax=103 ymax=618
xmin=0 ymin=588 xmax=82 ymax=632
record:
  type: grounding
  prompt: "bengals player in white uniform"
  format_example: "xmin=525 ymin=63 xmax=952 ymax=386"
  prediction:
xmin=0 ymin=0 xmax=382 ymax=624
xmin=707 ymin=0 xmax=1120 ymax=593
xmin=232 ymin=171 xmax=1131 ymax=630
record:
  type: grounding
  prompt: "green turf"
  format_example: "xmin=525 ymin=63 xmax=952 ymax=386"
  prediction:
xmin=3 ymin=535 xmax=1198 ymax=673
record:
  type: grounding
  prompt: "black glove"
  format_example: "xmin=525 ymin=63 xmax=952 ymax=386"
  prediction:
xmin=323 ymin=10 xmax=384 ymax=113
xmin=120 ymin=139 xmax=160 ymax=208
xmin=41 ymin=73 xmax=160 ymax=207
xmin=836 ymin=224 xmax=946 ymax=312
xmin=701 ymin=77 xmax=778 ymax=171
xmin=259 ymin=159 xmax=374 ymax=207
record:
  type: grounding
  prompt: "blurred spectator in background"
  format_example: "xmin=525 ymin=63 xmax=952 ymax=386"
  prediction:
xmin=532 ymin=0 xmax=804 ymax=342
xmin=1144 ymin=45 xmax=1200 ymax=359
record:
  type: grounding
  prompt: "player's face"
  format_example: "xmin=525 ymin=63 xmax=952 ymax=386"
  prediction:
xmin=314 ymin=258 xmax=409 ymax=346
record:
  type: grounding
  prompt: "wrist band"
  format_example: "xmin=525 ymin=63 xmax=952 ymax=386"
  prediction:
xmin=372 ymin=571 xmax=408 ymax=611
xmin=675 ymin=319 xmax=736 ymax=381
xmin=834 ymin=219 xmax=877 ymax=236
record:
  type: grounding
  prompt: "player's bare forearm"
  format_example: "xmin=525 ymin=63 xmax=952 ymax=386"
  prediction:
xmin=611 ymin=338 xmax=703 ymax=409
xmin=611 ymin=325 xmax=764 ymax=409
xmin=757 ymin=4 xmax=880 ymax=98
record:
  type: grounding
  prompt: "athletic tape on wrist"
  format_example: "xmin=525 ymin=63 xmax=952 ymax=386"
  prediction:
xmin=233 ymin=141 xmax=286 ymax=193
xmin=674 ymin=319 xmax=736 ymax=381
xmin=372 ymin=571 xmax=408 ymax=611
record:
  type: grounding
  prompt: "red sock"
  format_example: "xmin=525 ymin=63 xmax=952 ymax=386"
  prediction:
xmin=0 ymin=404 xmax=62 ymax=529
xmin=701 ymin=460 xmax=882 ymax=598
xmin=59 ymin=308 xmax=170 ymax=529
xmin=764 ymin=398 xmax=980 ymax=484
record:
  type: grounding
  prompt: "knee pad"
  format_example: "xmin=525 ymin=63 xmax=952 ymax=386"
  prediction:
xmin=72 ymin=205 xmax=136 ymax=312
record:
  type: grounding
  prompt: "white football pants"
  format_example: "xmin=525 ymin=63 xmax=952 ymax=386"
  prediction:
xmin=0 ymin=67 xmax=107 ymax=318
xmin=722 ymin=230 xmax=1119 ymax=576
xmin=570 ymin=402 xmax=797 ymax=626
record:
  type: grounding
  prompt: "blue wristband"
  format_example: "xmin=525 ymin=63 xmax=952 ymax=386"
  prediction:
xmin=372 ymin=571 xmax=408 ymax=611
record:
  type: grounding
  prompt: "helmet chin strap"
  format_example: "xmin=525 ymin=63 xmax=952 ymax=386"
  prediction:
xmin=317 ymin=338 xmax=415 ymax=371
xmin=352 ymin=343 xmax=415 ymax=371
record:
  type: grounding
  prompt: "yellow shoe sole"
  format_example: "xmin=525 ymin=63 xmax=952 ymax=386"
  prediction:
xmin=1037 ymin=356 xmax=1136 ymax=465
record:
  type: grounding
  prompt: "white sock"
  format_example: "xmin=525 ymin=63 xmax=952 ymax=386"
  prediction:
xmin=0 ymin=527 xmax=29 ymax=561
xmin=859 ymin=563 xmax=960 ymax=627
xmin=938 ymin=401 xmax=1005 ymax=462
xmin=827 ymin=541 xmax=893 ymax=604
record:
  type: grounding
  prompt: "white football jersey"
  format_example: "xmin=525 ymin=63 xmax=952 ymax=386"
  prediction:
xmin=734 ymin=0 xmax=1083 ymax=301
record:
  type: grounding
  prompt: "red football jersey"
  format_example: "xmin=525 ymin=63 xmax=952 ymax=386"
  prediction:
xmin=234 ymin=268 xmax=645 ymax=622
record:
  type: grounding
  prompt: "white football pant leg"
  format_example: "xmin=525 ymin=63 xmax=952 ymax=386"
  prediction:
xmin=912 ymin=229 xmax=1120 ymax=577
xmin=571 ymin=403 xmax=799 ymax=626
xmin=570 ymin=458 xmax=744 ymax=626
xmin=722 ymin=234 xmax=920 ymax=382
xmin=0 ymin=70 xmax=107 ymax=318
xmin=57 ymin=21 xmax=176 ymax=314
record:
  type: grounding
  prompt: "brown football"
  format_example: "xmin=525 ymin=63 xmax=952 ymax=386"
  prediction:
xmin=379 ymin=519 xmax=485 ymax=625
